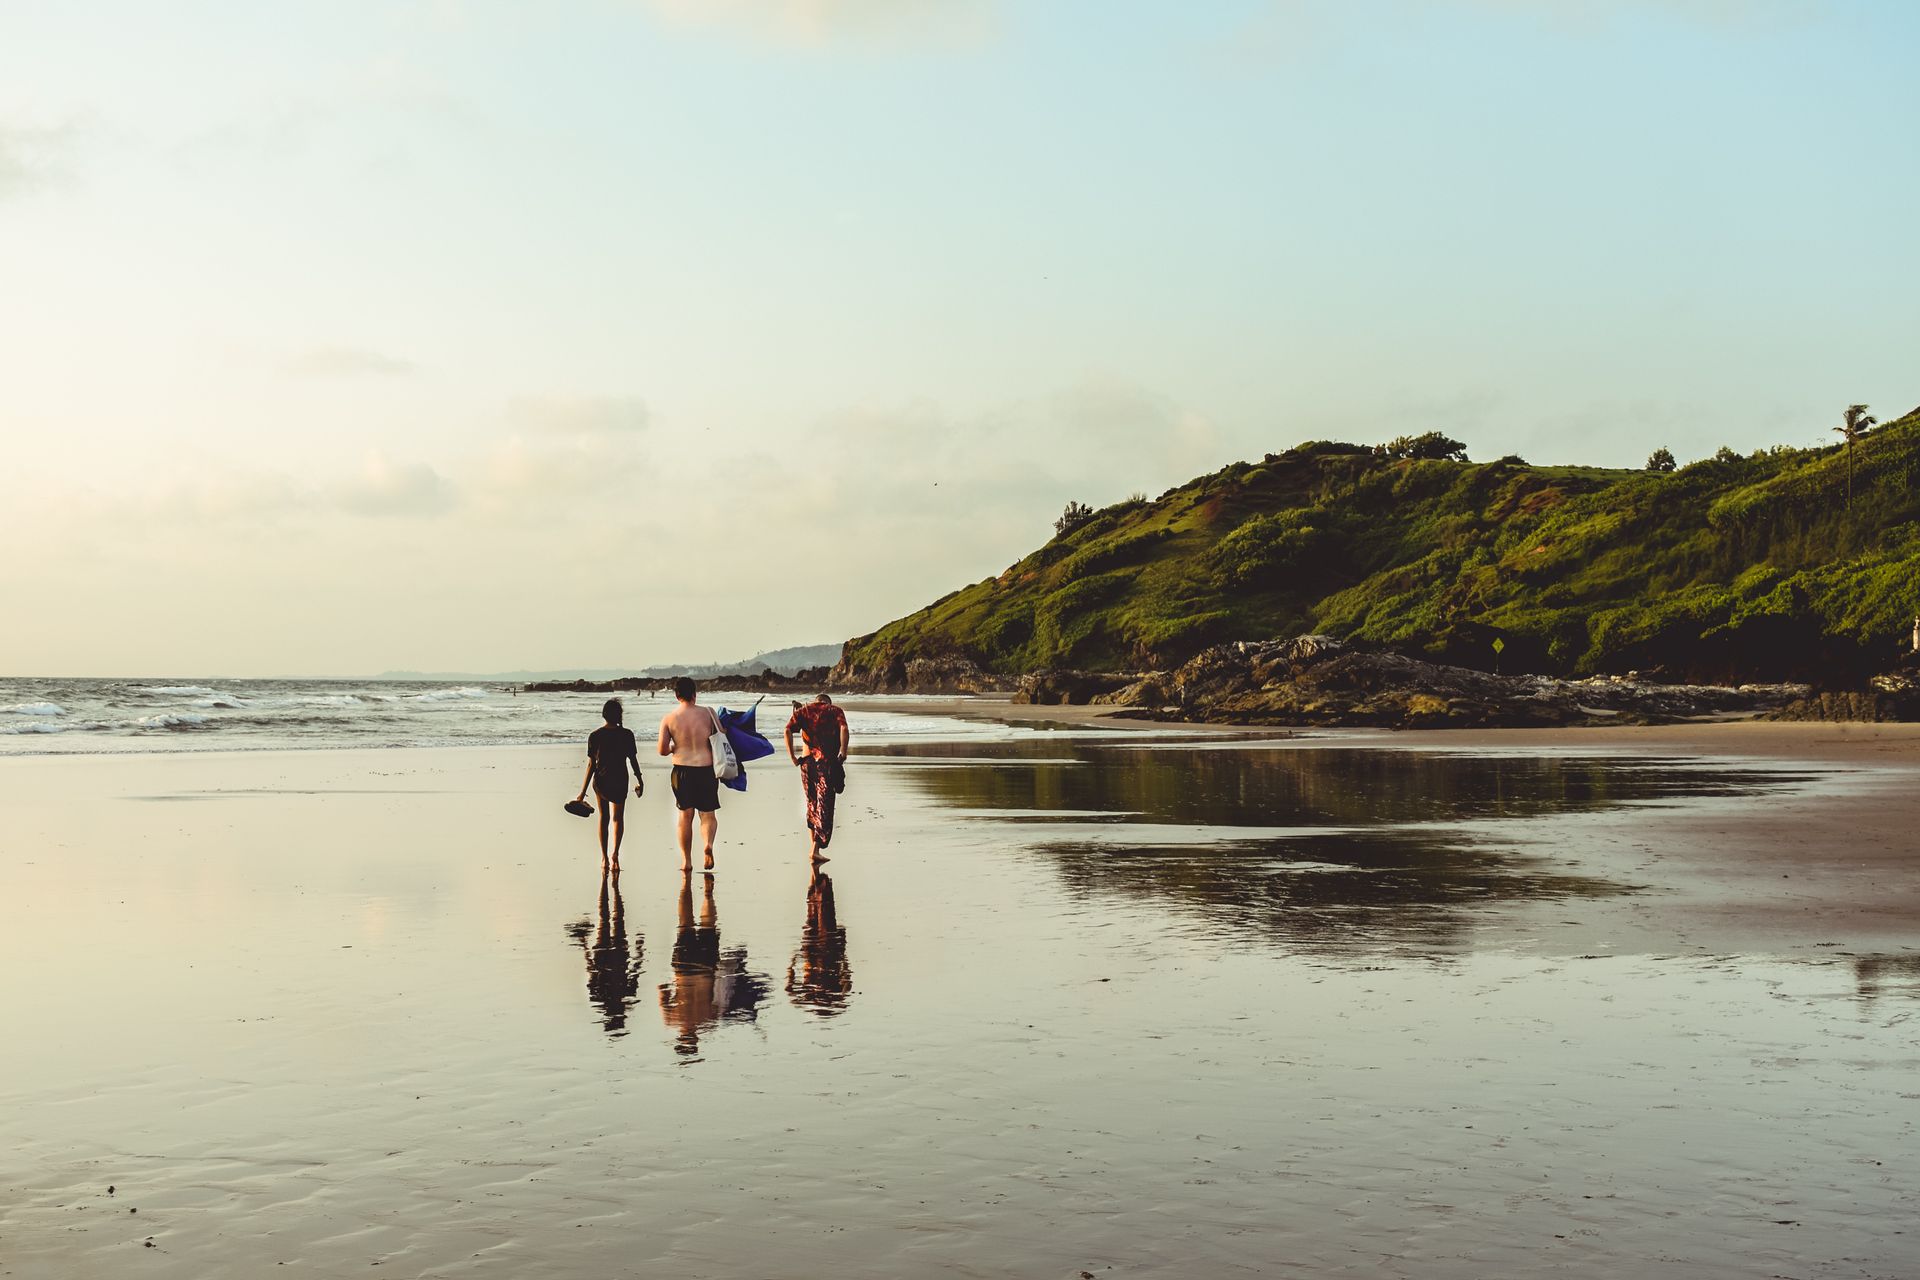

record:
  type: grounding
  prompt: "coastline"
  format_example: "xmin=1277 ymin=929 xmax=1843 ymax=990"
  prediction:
xmin=913 ymin=693 xmax=1920 ymax=759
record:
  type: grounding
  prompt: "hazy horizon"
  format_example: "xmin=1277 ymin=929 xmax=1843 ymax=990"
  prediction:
xmin=5 ymin=0 xmax=1916 ymax=676
xmin=0 ymin=642 xmax=847 ymax=682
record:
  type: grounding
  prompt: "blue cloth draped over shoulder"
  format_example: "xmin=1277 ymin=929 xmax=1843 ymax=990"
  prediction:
xmin=714 ymin=702 xmax=776 ymax=792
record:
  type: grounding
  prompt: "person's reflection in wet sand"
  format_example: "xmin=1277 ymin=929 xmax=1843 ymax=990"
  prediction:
xmin=787 ymin=867 xmax=853 ymax=1016
xmin=562 ymin=870 xmax=643 ymax=1038
xmin=658 ymin=871 xmax=768 ymax=1058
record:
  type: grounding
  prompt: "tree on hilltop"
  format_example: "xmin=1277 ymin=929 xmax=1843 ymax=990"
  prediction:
xmin=1646 ymin=447 xmax=1676 ymax=473
xmin=1834 ymin=404 xmax=1876 ymax=507
xmin=1376 ymin=432 xmax=1468 ymax=462
xmin=1054 ymin=500 xmax=1095 ymax=537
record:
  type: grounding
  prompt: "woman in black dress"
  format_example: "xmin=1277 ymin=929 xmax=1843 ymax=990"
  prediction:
xmin=576 ymin=698 xmax=643 ymax=869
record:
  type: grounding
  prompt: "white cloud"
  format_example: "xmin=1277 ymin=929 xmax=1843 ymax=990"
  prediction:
xmin=507 ymin=395 xmax=651 ymax=436
xmin=287 ymin=345 xmax=419 ymax=378
xmin=0 ymin=121 xmax=81 ymax=198
xmin=725 ymin=377 xmax=1228 ymax=621
xmin=640 ymin=0 xmax=996 ymax=47
xmin=123 ymin=454 xmax=455 ymax=524
xmin=335 ymin=452 xmax=456 ymax=517
xmin=1045 ymin=377 xmax=1224 ymax=486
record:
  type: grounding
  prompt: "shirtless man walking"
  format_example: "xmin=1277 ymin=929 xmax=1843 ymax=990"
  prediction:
xmin=658 ymin=677 xmax=722 ymax=871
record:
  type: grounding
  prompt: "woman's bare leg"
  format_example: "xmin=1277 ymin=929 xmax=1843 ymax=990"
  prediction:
xmin=607 ymin=799 xmax=625 ymax=870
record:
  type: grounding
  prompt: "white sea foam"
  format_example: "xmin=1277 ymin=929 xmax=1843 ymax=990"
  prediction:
xmin=134 ymin=712 xmax=211 ymax=730
xmin=140 ymin=685 xmax=219 ymax=696
xmin=409 ymin=687 xmax=489 ymax=702
xmin=194 ymin=696 xmax=251 ymax=709
xmin=2 ymin=702 xmax=66 ymax=717
xmin=847 ymin=712 xmax=1009 ymax=739
xmin=0 ymin=721 xmax=72 ymax=734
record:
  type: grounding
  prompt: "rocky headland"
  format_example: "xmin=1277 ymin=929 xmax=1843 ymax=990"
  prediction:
xmin=1001 ymin=634 xmax=1842 ymax=728
xmin=524 ymin=667 xmax=833 ymax=696
xmin=544 ymin=636 xmax=1920 ymax=728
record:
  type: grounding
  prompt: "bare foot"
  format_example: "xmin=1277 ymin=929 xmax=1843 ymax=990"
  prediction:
xmin=703 ymin=848 xmax=715 ymax=871
xmin=810 ymin=851 xmax=830 ymax=865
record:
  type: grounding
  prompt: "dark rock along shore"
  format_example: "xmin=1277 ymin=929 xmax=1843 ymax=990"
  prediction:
xmin=534 ymin=637 xmax=1920 ymax=728
xmin=524 ymin=667 xmax=833 ymax=696
xmin=1073 ymin=634 xmax=1819 ymax=728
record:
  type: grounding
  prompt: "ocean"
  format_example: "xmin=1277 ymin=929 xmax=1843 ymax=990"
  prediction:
xmin=0 ymin=677 xmax=1021 ymax=756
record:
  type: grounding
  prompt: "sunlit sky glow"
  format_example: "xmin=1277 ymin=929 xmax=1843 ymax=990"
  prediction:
xmin=3 ymin=0 xmax=1915 ymax=675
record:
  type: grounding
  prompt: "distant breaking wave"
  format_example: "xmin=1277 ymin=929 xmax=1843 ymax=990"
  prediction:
xmin=0 ymin=711 xmax=308 ymax=735
xmin=407 ymin=686 xmax=489 ymax=702
xmin=0 ymin=677 xmax=1025 ymax=756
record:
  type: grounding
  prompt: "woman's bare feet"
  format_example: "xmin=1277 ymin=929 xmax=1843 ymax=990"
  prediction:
xmin=703 ymin=847 xmax=715 ymax=871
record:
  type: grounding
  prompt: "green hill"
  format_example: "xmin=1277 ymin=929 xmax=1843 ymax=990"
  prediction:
xmin=840 ymin=408 xmax=1920 ymax=686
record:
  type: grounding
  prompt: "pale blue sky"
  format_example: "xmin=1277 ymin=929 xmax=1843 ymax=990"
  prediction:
xmin=2 ymin=1 xmax=1914 ymax=674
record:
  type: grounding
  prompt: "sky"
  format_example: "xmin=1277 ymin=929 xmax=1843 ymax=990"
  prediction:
xmin=2 ymin=0 xmax=1915 ymax=676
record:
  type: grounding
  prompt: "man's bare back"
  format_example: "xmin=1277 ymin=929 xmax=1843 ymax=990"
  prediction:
xmin=658 ymin=700 xmax=717 ymax=767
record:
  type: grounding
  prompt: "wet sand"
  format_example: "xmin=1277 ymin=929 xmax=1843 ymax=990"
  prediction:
xmin=916 ymin=701 xmax=1920 ymax=950
xmin=2 ymin=723 xmax=1916 ymax=1278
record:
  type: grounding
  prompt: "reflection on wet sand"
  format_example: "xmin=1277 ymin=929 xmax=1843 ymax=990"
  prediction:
xmin=887 ymin=741 xmax=1818 ymax=954
xmin=787 ymin=869 xmax=853 ymax=1016
xmin=563 ymin=871 xmax=643 ymax=1037
xmin=1853 ymin=952 xmax=1920 ymax=1005
xmin=889 ymin=741 xmax=1820 ymax=829
xmin=659 ymin=872 xmax=769 ymax=1058
xmin=1036 ymin=830 xmax=1623 ymax=955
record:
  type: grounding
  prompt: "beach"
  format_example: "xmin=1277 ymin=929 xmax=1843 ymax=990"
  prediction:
xmin=2 ymin=710 xmax=1917 ymax=1278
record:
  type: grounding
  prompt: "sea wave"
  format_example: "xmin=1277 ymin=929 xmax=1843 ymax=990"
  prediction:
xmin=193 ymin=696 xmax=251 ymax=709
xmin=2 ymin=702 xmax=67 ymax=717
xmin=0 ymin=721 xmax=75 ymax=735
xmin=408 ymin=687 xmax=490 ymax=702
xmin=139 ymin=685 xmax=220 ymax=696
xmin=134 ymin=712 xmax=213 ymax=731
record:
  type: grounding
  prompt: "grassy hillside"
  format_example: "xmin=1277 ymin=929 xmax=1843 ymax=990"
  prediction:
xmin=841 ymin=408 xmax=1920 ymax=684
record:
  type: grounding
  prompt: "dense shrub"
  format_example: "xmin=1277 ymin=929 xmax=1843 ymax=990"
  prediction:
xmin=1377 ymin=432 xmax=1469 ymax=462
xmin=1206 ymin=512 xmax=1334 ymax=589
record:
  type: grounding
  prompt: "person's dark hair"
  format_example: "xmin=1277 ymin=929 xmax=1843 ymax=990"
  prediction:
xmin=602 ymin=698 xmax=623 ymax=726
xmin=815 ymin=693 xmax=832 ymax=704
xmin=673 ymin=676 xmax=696 ymax=702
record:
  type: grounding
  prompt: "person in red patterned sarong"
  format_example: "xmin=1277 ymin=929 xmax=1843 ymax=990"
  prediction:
xmin=784 ymin=694 xmax=850 ymax=864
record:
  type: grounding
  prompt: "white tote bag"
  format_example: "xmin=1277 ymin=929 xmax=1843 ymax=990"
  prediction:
xmin=707 ymin=706 xmax=740 ymax=781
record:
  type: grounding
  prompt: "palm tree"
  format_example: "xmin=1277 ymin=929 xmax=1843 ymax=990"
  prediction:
xmin=1834 ymin=404 xmax=1877 ymax=506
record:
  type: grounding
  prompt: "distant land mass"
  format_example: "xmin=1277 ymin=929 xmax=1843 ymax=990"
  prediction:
xmin=835 ymin=406 xmax=1920 ymax=693
xmin=383 ymin=644 xmax=843 ymax=683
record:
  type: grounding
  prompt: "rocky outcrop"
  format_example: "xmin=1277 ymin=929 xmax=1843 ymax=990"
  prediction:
xmin=1102 ymin=635 xmax=1812 ymax=728
xmin=525 ymin=667 xmax=833 ymax=695
xmin=1765 ymin=668 xmax=1920 ymax=722
xmin=825 ymin=652 xmax=1015 ymax=694
xmin=1012 ymin=670 xmax=1141 ymax=706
